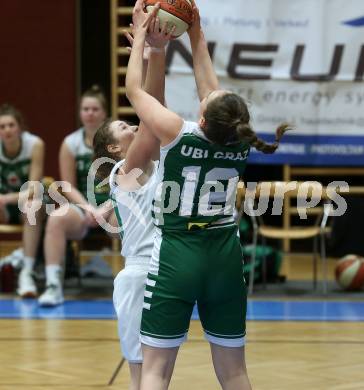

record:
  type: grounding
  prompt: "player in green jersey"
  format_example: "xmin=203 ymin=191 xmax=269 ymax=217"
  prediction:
xmin=0 ymin=104 xmax=45 ymax=298
xmin=38 ymin=86 xmax=118 ymax=306
xmin=123 ymin=2 xmax=291 ymax=389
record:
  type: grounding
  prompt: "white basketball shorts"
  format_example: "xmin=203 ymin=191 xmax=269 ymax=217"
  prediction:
xmin=113 ymin=257 xmax=149 ymax=363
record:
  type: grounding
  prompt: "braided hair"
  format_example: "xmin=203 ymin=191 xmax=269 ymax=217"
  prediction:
xmin=203 ymin=92 xmax=291 ymax=153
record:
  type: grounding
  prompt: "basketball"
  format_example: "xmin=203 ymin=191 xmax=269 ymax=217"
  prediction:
xmin=335 ymin=254 xmax=364 ymax=291
xmin=145 ymin=0 xmax=193 ymax=37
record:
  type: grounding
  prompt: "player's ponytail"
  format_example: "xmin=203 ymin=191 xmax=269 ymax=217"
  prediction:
xmin=236 ymin=122 xmax=291 ymax=154
xmin=203 ymin=92 xmax=291 ymax=153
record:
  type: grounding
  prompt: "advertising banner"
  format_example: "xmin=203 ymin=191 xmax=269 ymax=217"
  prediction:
xmin=165 ymin=0 xmax=364 ymax=165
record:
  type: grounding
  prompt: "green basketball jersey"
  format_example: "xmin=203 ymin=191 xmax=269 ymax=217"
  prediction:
xmin=65 ymin=128 xmax=109 ymax=205
xmin=152 ymin=121 xmax=250 ymax=231
xmin=0 ymin=131 xmax=39 ymax=194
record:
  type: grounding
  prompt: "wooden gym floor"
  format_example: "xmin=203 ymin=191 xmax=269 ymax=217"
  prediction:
xmin=1 ymin=319 xmax=363 ymax=390
xmin=1 ymin=255 xmax=364 ymax=389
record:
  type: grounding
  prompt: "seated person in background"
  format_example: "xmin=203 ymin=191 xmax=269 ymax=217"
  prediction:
xmin=0 ymin=104 xmax=45 ymax=298
xmin=38 ymin=86 xmax=117 ymax=307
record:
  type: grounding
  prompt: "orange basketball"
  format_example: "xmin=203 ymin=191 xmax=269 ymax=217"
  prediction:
xmin=145 ymin=0 xmax=193 ymax=37
xmin=335 ymin=254 xmax=364 ymax=291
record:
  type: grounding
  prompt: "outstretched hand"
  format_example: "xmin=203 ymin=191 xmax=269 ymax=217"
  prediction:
xmin=124 ymin=16 xmax=175 ymax=60
xmin=131 ymin=0 xmax=149 ymax=30
xmin=147 ymin=18 xmax=176 ymax=48
xmin=124 ymin=29 xmax=151 ymax=60
xmin=188 ymin=0 xmax=201 ymax=37
xmin=131 ymin=0 xmax=160 ymax=36
xmin=123 ymin=29 xmax=158 ymax=61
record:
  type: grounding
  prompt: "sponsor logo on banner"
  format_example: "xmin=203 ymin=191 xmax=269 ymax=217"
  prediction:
xmin=342 ymin=16 xmax=364 ymax=27
xmin=165 ymin=0 xmax=364 ymax=165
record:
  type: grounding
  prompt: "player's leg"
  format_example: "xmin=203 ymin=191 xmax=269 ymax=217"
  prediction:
xmin=140 ymin=229 xmax=199 ymax=390
xmin=210 ymin=344 xmax=251 ymax=390
xmin=18 ymin=200 xmax=46 ymax=297
xmin=0 ymin=207 xmax=19 ymax=266
xmin=198 ymin=225 xmax=251 ymax=390
xmin=0 ymin=203 xmax=9 ymax=222
xmin=44 ymin=204 xmax=89 ymax=265
xmin=38 ymin=204 xmax=88 ymax=306
xmin=22 ymin=201 xmax=45 ymax=263
xmin=128 ymin=363 xmax=142 ymax=390
xmin=113 ymin=261 xmax=149 ymax=390
xmin=140 ymin=345 xmax=179 ymax=390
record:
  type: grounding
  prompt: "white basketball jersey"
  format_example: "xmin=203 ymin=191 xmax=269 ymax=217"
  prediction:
xmin=109 ymin=160 xmax=158 ymax=259
xmin=0 ymin=131 xmax=40 ymax=193
xmin=0 ymin=131 xmax=39 ymax=163
xmin=64 ymin=128 xmax=92 ymax=157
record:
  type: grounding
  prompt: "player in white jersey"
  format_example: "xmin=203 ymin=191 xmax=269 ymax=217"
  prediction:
xmin=94 ymin=120 xmax=157 ymax=390
xmin=91 ymin=21 xmax=171 ymax=390
xmin=111 ymin=158 xmax=158 ymax=360
xmin=0 ymin=104 xmax=45 ymax=298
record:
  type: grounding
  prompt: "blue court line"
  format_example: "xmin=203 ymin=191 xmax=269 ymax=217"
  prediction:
xmin=0 ymin=299 xmax=115 ymax=320
xmin=1 ymin=298 xmax=364 ymax=321
xmin=245 ymin=300 xmax=364 ymax=321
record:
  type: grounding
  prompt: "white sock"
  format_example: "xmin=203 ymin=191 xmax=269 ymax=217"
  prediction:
xmin=23 ymin=256 xmax=35 ymax=272
xmin=45 ymin=265 xmax=62 ymax=286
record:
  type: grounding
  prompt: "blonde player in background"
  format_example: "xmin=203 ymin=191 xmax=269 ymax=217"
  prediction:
xmin=38 ymin=86 xmax=117 ymax=306
xmin=92 ymin=21 xmax=172 ymax=390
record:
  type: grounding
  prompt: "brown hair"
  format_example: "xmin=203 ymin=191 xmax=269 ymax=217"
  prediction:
xmin=203 ymin=93 xmax=291 ymax=153
xmin=93 ymin=119 xmax=136 ymax=179
xmin=81 ymin=85 xmax=108 ymax=114
xmin=0 ymin=104 xmax=26 ymax=130
xmin=93 ymin=119 xmax=118 ymax=179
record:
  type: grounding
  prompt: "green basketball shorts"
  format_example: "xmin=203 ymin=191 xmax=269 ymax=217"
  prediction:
xmin=141 ymin=224 xmax=247 ymax=348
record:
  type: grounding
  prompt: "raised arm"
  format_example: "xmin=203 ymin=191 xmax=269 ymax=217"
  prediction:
xmin=124 ymin=29 xmax=162 ymax=165
xmin=125 ymin=0 xmax=183 ymax=147
xmin=124 ymin=18 xmax=172 ymax=174
xmin=188 ymin=0 xmax=219 ymax=101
